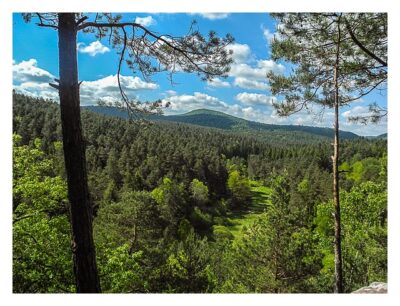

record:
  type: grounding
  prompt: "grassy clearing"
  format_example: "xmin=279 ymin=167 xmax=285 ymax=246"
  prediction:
xmin=224 ymin=180 xmax=272 ymax=239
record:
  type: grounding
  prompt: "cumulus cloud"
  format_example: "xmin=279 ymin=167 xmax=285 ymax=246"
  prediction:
xmin=261 ymin=24 xmax=282 ymax=43
xmin=14 ymin=81 xmax=59 ymax=101
xmin=233 ymin=77 xmax=269 ymax=91
xmin=80 ymin=74 xmax=158 ymax=105
xmin=235 ymin=92 xmax=276 ymax=106
xmin=13 ymin=59 xmax=58 ymax=100
xmin=13 ymin=58 xmax=54 ymax=84
xmin=191 ymin=13 xmax=229 ymax=20
xmin=135 ymin=16 xmax=156 ymax=27
xmin=207 ymin=77 xmax=231 ymax=88
xmin=229 ymin=61 xmax=284 ymax=80
xmin=227 ymin=43 xmax=252 ymax=64
xmin=164 ymin=90 xmax=177 ymax=97
xmin=261 ymin=25 xmax=275 ymax=42
xmin=12 ymin=59 xmax=158 ymax=105
xmin=78 ymin=41 xmax=110 ymax=56
xmin=341 ymin=106 xmax=371 ymax=119
xmin=224 ymin=43 xmax=284 ymax=91
xmin=162 ymin=92 xmax=229 ymax=113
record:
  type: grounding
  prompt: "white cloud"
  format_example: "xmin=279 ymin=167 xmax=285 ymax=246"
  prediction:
xmin=13 ymin=59 xmax=57 ymax=100
xmin=13 ymin=58 xmax=54 ymax=84
xmin=78 ymin=41 xmax=110 ymax=56
xmin=341 ymin=105 xmax=387 ymax=136
xmin=227 ymin=43 xmax=252 ymax=64
xmin=14 ymin=81 xmax=59 ymax=101
xmin=261 ymin=26 xmax=275 ymax=42
xmin=135 ymin=16 xmax=156 ymax=27
xmin=164 ymin=90 xmax=177 ymax=97
xmin=342 ymin=106 xmax=371 ymax=120
xmin=207 ymin=77 xmax=231 ymax=88
xmin=224 ymin=43 xmax=285 ymax=90
xmin=235 ymin=92 xmax=276 ymax=106
xmin=233 ymin=77 xmax=269 ymax=91
xmin=229 ymin=61 xmax=284 ymax=80
xmin=80 ymin=74 xmax=158 ymax=105
xmin=163 ymin=92 xmax=229 ymax=113
xmin=261 ymin=24 xmax=282 ymax=43
xmin=192 ymin=13 xmax=229 ymax=20
xmin=12 ymin=59 xmax=158 ymax=105
xmin=257 ymin=60 xmax=284 ymax=72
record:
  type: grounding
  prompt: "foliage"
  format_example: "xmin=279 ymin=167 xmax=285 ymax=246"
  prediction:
xmin=12 ymin=94 xmax=387 ymax=293
xmin=163 ymin=227 xmax=215 ymax=293
xmin=87 ymin=105 xmax=360 ymax=144
xmin=98 ymin=245 xmax=145 ymax=293
xmin=227 ymin=169 xmax=252 ymax=209
xmin=190 ymin=179 xmax=209 ymax=207
xmin=151 ymin=177 xmax=189 ymax=237
xmin=13 ymin=134 xmax=74 ymax=293
xmin=314 ymin=181 xmax=387 ymax=292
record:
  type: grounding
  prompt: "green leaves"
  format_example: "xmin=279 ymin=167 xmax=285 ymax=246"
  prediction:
xmin=13 ymin=134 xmax=73 ymax=293
xmin=314 ymin=181 xmax=387 ymax=291
xmin=227 ymin=170 xmax=252 ymax=209
xmin=190 ymin=179 xmax=209 ymax=206
xmin=99 ymin=245 xmax=145 ymax=293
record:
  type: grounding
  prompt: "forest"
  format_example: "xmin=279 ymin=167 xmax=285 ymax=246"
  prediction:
xmin=13 ymin=93 xmax=387 ymax=293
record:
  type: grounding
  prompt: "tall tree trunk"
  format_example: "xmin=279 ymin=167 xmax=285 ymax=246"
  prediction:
xmin=58 ymin=13 xmax=101 ymax=293
xmin=332 ymin=15 xmax=344 ymax=294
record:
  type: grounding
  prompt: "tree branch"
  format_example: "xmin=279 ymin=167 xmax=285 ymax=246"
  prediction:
xmin=78 ymin=21 xmax=231 ymax=77
xmin=341 ymin=78 xmax=386 ymax=104
xmin=76 ymin=16 xmax=88 ymax=26
xmin=35 ymin=13 xmax=58 ymax=29
xmin=343 ymin=17 xmax=387 ymax=67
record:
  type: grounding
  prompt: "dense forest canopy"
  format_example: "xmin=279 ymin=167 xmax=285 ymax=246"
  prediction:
xmin=13 ymin=93 xmax=387 ymax=293
xmin=84 ymin=106 xmax=361 ymax=144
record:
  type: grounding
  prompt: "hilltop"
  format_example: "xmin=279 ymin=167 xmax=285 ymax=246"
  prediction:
xmin=84 ymin=106 xmax=360 ymax=144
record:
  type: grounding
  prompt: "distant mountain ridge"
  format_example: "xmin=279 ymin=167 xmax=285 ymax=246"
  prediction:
xmin=83 ymin=106 xmax=361 ymax=143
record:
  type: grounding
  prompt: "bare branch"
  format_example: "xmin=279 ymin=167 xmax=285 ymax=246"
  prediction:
xmin=35 ymin=13 xmax=58 ymax=29
xmin=49 ymin=83 xmax=59 ymax=90
xmin=76 ymin=16 xmax=88 ymax=26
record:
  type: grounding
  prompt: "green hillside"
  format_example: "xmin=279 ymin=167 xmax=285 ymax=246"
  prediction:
xmin=84 ymin=106 xmax=360 ymax=144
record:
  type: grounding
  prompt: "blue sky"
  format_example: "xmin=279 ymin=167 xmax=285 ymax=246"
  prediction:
xmin=12 ymin=13 xmax=387 ymax=136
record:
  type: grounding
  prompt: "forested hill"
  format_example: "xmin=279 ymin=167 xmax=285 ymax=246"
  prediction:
xmin=84 ymin=106 xmax=360 ymax=143
xmin=13 ymin=93 xmax=387 ymax=293
xmin=376 ymin=133 xmax=387 ymax=139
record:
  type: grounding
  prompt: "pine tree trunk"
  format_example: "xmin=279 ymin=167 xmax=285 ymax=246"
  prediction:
xmin=57 ymin=13 xmax=101 ymax=293
xmin=332 ymin=15 xmax=344 ymax=293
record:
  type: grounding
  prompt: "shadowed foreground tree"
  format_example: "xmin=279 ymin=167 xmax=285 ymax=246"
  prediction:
xmin=267 ymin=13 xmax=387 ymax=293
xmin=22 ymin=12 xmax=233 ymax=293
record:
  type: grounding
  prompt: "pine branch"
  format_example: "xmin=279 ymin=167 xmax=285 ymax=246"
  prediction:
xmin=343 ymin=16 xmax=387 ymax=67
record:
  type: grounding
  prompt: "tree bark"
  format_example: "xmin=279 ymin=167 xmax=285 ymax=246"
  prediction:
xmin=58 ymin=13 xmax=101 ymax=293
xmin=332 ymin=15 xmax=344 ymax=294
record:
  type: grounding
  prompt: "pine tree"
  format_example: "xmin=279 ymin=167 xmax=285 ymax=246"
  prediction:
xmin=267 ymin=13 xmax=387 ymax=293
xmin=22 ymin=12 xmax=233 ymax=293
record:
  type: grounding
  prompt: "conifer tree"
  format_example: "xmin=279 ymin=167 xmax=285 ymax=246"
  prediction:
xmin=22 ymin=12 xmax=233 ymax=293
xmin=267 ymin=13 xmax=387 ymax=293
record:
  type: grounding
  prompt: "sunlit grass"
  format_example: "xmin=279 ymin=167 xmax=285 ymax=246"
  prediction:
xmin=225 ymin=180 xmax=272 ymax=239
